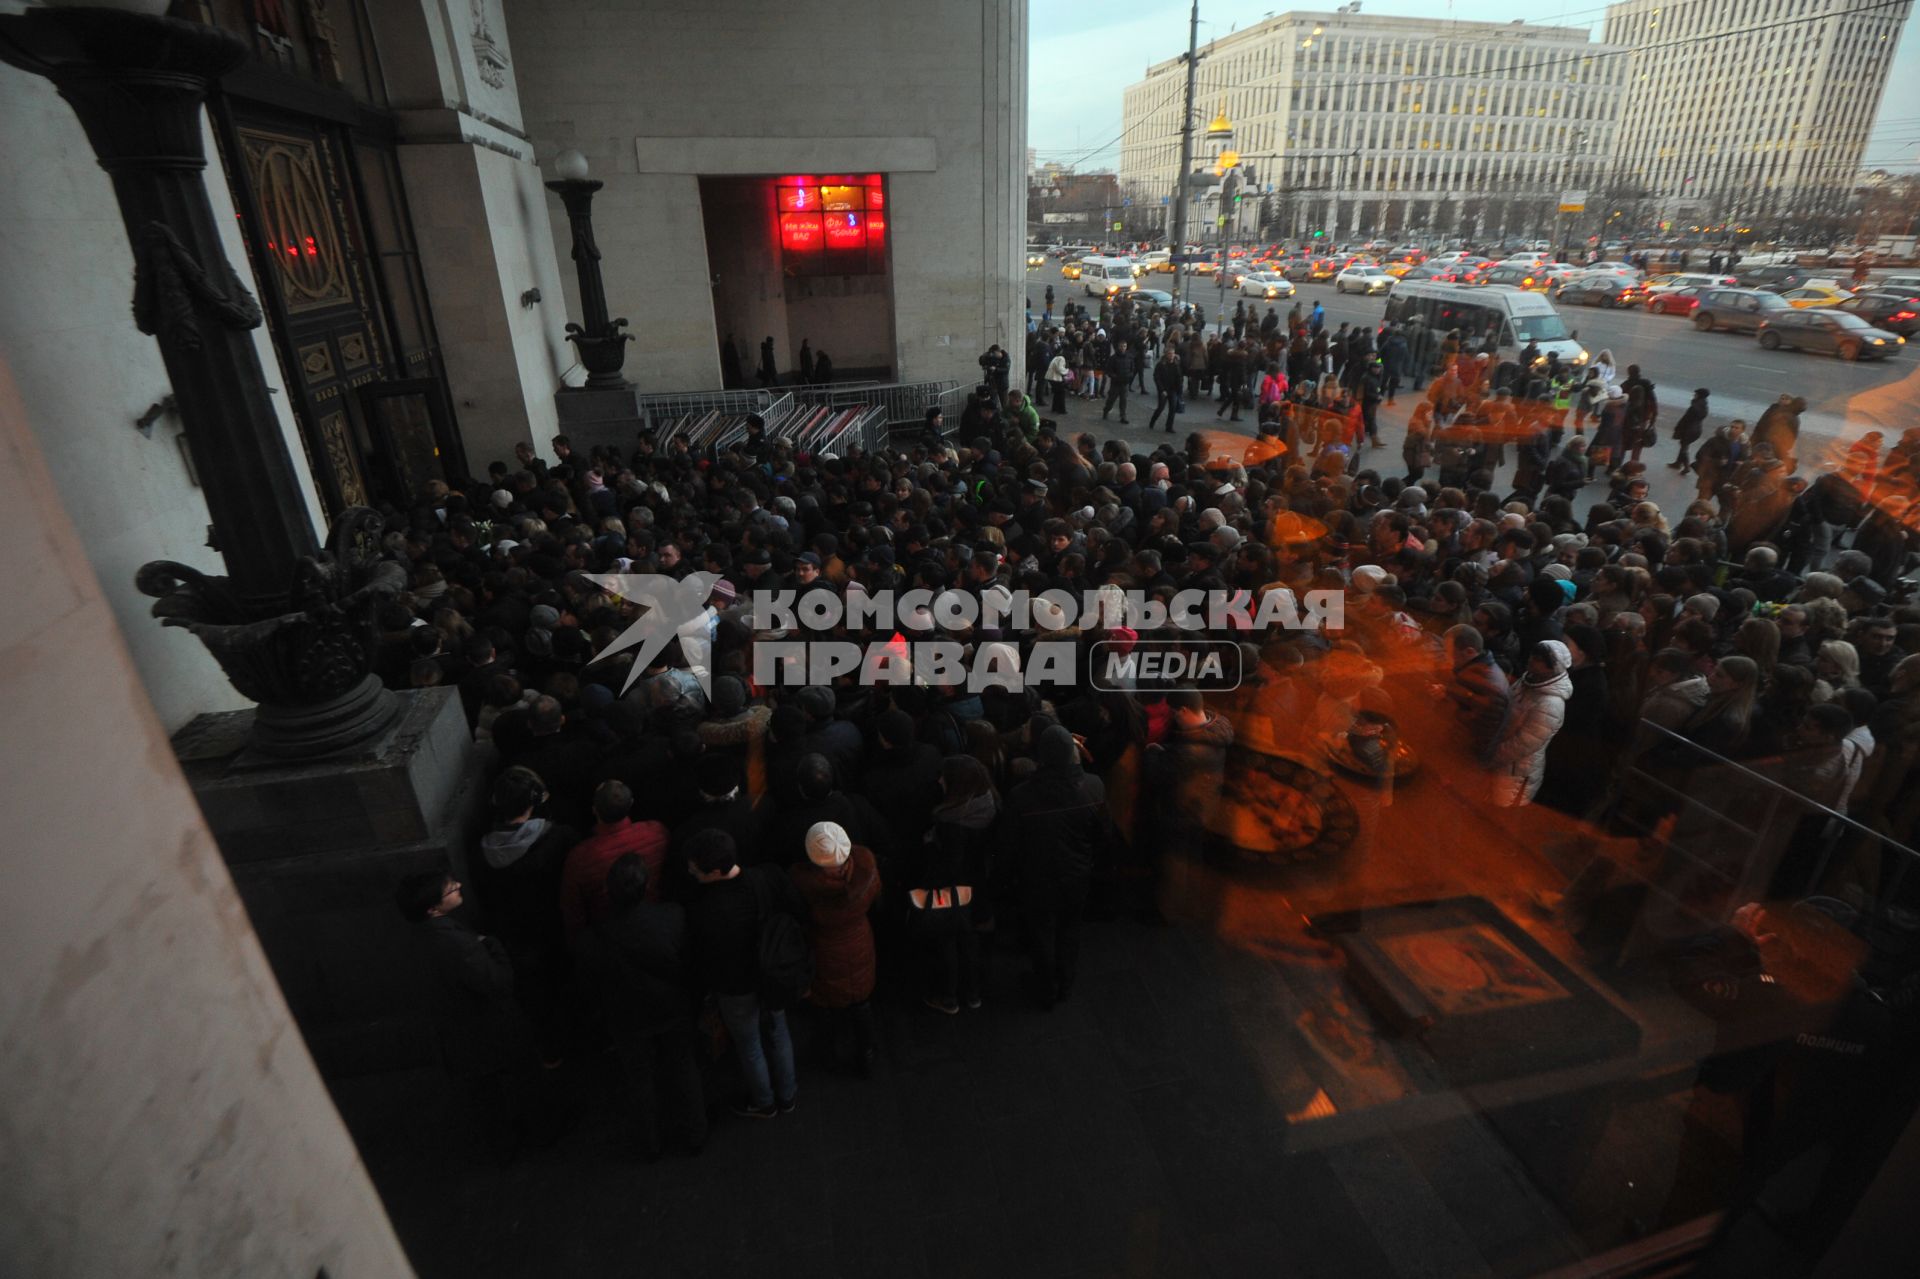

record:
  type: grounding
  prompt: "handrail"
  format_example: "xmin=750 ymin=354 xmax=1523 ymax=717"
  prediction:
xmin=1630 ymin=719 xmax=1918 ymax=864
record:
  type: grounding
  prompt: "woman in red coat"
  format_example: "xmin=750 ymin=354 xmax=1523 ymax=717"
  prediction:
xmin=790 ymin=821 xmax=881 ymax=1076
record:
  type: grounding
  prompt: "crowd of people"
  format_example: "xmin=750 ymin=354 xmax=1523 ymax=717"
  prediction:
xmin=384 ymin=307 xmax=1920 ymax=1164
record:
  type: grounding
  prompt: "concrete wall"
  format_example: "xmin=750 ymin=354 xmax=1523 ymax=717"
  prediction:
xmin=510 ymin=0 xmax=1029 ymax=392
xmin=398 ymin=136 xmax=572 ymax=470
xmin=0 ymin=355 xmax=411 ymax=1279
xmin=375 ymin=0 xmax=573 ymax=470
xmin=0 ymin=71 xmax=325 ymax=732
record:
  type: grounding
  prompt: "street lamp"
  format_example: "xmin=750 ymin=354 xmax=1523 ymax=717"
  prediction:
xmin=545 ymin=151 xmax=633 ymax=390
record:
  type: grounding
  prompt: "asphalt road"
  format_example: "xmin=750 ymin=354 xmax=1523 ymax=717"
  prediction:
xmin=1025 ymin=264 xmax=1920 ymax=518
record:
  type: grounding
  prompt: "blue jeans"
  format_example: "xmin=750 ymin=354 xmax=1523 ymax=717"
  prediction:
xmin=717 ymin=993 xmax=796 ymax=1110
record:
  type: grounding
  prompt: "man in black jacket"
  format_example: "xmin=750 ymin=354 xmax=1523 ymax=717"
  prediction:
xmin=685 ymin=830 xmax=804 ymax=1118
xmin=1008 ymin=725 xmax=1111 ymax=1007
xmin=1101 ymin=340 xmax=1133 ymax=424
xmin=1149 ymin=349 xmax=1183 ymax=434
xmin=396 ymin=868 xmax=551 ymax=1159
xmin=576 ymin=855 xmax=706 ymax=1157
xmin=860 ymin=709 xmax=942 ymax=861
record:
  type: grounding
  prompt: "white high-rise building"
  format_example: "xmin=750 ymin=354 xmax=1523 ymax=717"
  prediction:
xmin=1602 ymin=0 xmax=1912 ymax=232
xmin=1120 ymin=10 xmax=1625 ymax=243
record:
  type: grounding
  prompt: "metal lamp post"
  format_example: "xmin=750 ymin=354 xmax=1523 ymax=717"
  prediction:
xmin=0 ymin=5 xmax=406 ymax=760
xmin=546 ymin=150 xmax=633 ymax=390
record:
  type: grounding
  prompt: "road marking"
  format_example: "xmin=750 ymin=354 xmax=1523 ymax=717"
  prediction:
xmin=1734 ymin=364 xmax=1782 ymax=373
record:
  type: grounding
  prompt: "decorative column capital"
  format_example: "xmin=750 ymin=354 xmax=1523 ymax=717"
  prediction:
xmin=0 ymin=8 xmax=246 ymax=173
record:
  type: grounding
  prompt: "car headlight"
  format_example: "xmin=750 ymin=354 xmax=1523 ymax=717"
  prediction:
xmin=1872 ymin=338 xmax=1886 ymax=344
xmin=1573 ymin=350 xmax=1589 ymax=364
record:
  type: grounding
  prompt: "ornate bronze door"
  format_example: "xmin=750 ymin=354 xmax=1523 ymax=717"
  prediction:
xmin=226 ymin=110 xmax=450 ymax=512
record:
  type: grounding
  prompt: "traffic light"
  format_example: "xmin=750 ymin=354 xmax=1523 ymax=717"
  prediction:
xmin=1312 ymin=230 xmax=1324 ymax=238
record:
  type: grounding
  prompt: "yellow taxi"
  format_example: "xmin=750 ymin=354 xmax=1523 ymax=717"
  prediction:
xmin=1189 ymin=260 xmax=1217 ymax=276
xmin=1383 ymin=259 xmax=1421 ymax=278
xmin=1306 ymin=258 xmax=1338 ymax=281
xmin=1780 ymin=283 xmax=1854 ymax=309
xmin=1061 ymin=259 xmax=1082 ymax=281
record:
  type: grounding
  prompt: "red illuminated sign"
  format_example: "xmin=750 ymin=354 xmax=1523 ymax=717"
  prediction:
xmin=780 ymin=212 xmax=824 ymax=251
xmin=824 ymin=211 xmax=865 ymax=248
xmin=775 ymin=174 xmax=886 ymax=267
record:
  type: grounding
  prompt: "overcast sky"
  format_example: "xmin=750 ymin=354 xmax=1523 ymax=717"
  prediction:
xmin=1030 ymin=0 xmax=1920 ymax=173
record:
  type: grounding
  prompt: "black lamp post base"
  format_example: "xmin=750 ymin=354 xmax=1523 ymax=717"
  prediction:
xmin=247 ymin=674 xmax=402 ymax=762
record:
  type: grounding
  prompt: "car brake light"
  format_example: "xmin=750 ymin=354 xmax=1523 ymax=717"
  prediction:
xmin=1897 ymin=311 xmax=1916 ymax=321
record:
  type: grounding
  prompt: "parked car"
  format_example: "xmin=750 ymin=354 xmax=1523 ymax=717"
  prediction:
xmin=1756 ymin=309 xmax=1905 ymax=360
xmin=1693 ymin=287 xmax=1794 ymax=333
xmin=1239 ymin=272 xmax=1296 ymax=300
xmin=1780 ymin=283 xmax=1855 ymax=309
xmin=1645 ymin=285 xmax=1706 ymax=316
xmin=1835 ymin=291 xmax=1920 ymax=336
xmin=1556 ymin=273 xmax=1644 ymax=307
xmin=1334 ymin=264 xmax=1394 ymax=295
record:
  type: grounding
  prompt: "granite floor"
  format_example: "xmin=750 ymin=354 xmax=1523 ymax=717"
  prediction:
xmin=332 ymin=896 xmax=1725 ymax=1279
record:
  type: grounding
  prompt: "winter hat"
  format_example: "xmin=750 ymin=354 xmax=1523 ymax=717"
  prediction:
xmin=710 ymin=674 xmax=748 ymax=719
xmin=1540 ymin=640 xmax=1572 ymax=672
xmin=795 ymin=685 xmax=836 ymax=720
xmin=529 ymin=605 xmax=561 ymax=629
xmin=491 ymin=489 xmax=514 ymax=509
xmin=805 ymin=821 xmax=852 ymax=868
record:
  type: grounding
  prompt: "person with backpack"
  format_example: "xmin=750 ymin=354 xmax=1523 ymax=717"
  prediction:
xmin=685 ymin=828 xmax=807 ymax=1119
xmin=789 ymin=820 xmax=882 ymax=1076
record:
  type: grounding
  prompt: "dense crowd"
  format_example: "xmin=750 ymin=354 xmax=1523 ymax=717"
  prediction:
xmin=386 ymin=296 xmax=1920 ymax=1160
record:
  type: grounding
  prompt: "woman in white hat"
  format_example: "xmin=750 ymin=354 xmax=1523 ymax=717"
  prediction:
xmin=789 ymin=821 xmax=882 ymax=1075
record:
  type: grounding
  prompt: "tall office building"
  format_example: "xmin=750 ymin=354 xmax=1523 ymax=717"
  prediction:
xmin=1120 ymin=10 xmax=1625 ymax=242
xmin=1603 ymin=0 xmax=1912 ymax=230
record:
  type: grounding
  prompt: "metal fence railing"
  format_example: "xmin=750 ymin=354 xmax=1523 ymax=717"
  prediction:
xmin=1559 ymin=720 xmax=1919 ymax=966
xmin=572 ymin=381 xmax=963 ymax=459
xmin=793 ymin=379 xmax=965 ymax=428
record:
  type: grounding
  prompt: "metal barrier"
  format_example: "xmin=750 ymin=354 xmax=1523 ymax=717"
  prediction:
xmin=792 ymin=379 xmax=965 ymax=427
xmin=633 ymin=387 xmax=782 ymax=429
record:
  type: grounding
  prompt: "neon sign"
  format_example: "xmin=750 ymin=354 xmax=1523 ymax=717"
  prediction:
xmin=779 ymin=212 xmax=824 ymax=251
xmin=774 ymin=173 xmax=887 ymax=266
